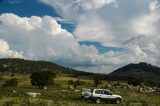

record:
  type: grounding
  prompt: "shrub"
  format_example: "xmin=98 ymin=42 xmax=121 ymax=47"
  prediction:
xmin=3 ymin=78 xmax=18 ymax=87
xmin=68 ymin=80 xmax=84 ymax=89
xmin=93 ymin=74 xmax=102 ymax=87
xmin=113 ymin=82 xmax=120 ymax=86
xmin=128 ymin=78 xmax=142 ymax=86
xmin=30 ymin=71 xmax=56 ymax=89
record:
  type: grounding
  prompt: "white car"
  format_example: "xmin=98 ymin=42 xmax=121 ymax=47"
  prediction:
xmin=81 ymin=89 xmax=123 ymax=104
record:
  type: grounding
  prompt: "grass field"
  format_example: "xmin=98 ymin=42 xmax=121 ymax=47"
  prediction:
xmin=0 ymin=74 xmax=160 ymax=106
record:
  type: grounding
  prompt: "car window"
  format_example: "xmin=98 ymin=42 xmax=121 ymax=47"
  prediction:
xmin=103 ymin=90 xmax=112 ymax=95
xmin=95 ymin=90 xmax=112 ymax=95
xmin=95 ymin=90 xmax=101 ymax=94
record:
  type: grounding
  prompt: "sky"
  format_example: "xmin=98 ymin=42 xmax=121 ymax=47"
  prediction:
xmin=0 ymin=0 xmax=160 ymax=73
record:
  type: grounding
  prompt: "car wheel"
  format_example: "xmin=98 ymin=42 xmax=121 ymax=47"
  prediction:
xmin=83 ymin=92 xmax=91 ymax=99
xmin=115 ymin=98 xmax=121 ymax=104
xmin=96 ymin=98 xmax=101 ymax=104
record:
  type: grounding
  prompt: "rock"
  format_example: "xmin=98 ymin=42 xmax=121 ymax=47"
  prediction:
xmin=127 ymin=85 xmax=133 ymax=90
xmin=123 ymin=86 xmax=127 ymax=89
xmin=61 ymin=90 xmax=68 ymax=92
xmin=12 ymin=90 xmax=16 ymax=93
xmin=153 ymin=87 xmax=157 ymax=90
xmin=43 ymin=86 xmax=47 ymax=90
xmin=141 ymin=83 xmax=146 ymax=88
xmin=26 ymin=92 xmax=41 ymax=98
xmin=135 ymin=86 xmax=140 ymax=91
xmin=69 ymin=85 xmax=74 ymax=90
xmin=104 ymin=84 xmax=111 ymax=88
xmin=75 ymin=90 xmax=80 ymax=92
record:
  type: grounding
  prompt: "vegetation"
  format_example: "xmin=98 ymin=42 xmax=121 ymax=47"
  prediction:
xmin=93 ymin=74 xmax=102 ymax=87
xmin=0 ymin=74 xmax=159 ymax=106
xmin=3 ymin=78 xmax=18 ymax=87
xmin=0 ymin=58 xmax=160 ymax=105
xmin=107 ymin=62 xmax=160 ymax=81
xmin=0 ymin=58 xmax=95 ymax=76
xmin=68 ymin=79 xmax=85 ymax=89
xmin=30 ymin=71 xmax=56 ymax=89
xmin=128 ymin=78 xmax=142 ymax=86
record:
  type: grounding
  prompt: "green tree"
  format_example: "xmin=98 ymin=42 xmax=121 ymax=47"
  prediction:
xmin=30 ymin=71 xmax=56 ymax=89
xmin=93 ymin=74 xmax=102 ymax=88
xmin=68 ymin=80 xmax=82 ymax=89
xmin=128 ymin=78 xmax=142 ymax=86
xmin=3 ymin=78 xmax=18 ymax=87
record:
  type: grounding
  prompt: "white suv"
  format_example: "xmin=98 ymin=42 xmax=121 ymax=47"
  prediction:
xmin=81 ymin=89 xmax=123 ymax=104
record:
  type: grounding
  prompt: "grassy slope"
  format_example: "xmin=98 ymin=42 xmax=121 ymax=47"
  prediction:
xmin=0 ymin=58 xmax=95 ymax=77
xmin=108 ymin=62 xmax=160 ymax=81
xmin=0 ymin=75 xmax=160 ymax=106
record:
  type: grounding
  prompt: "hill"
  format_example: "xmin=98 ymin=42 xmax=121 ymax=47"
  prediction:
xmin=107 ymin=62 xmax=160 ymax=81
xmin=0 ymin=58 xmax=94 ymax=76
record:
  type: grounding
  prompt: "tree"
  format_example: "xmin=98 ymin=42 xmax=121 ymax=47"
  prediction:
xmin=93 ymin=74 xmax=102 ymax=88
xmin=3 ymin=78 xmax=18 ymax=87
xmin=128 ymin=78 xmax=142 ymax=86
xmin=68 ymin=80 xmax=82 ymax=89
xmin=30 ymin=71 xmax=56 ymax=89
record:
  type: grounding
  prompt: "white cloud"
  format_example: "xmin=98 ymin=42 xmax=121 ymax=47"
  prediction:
xmin=0 ymin=13 xmax=106 ymax=72
xmin=130 ymin=9 xmax=160 ymax=65
xmin=74 ymin=14 xmax=114 ymax=43
xmin=1 ymin=1 xmax=160 ymax=74
xmin=132 ymin=10 xmax=160 ymax=37
xmin=40 ymin=0 xmax=118 ymax=20
xmin=75 ymin=0 xmax=118 ymax=10
xmin=41 ymin=0 xmax=118 ymax=10
xmin=149 ymin=0 xmax=160 ymax=11
xmin=0 ymin=13 xmax=146 ymax=73
xmin=0 ymin=39 xmax=23 ymax=58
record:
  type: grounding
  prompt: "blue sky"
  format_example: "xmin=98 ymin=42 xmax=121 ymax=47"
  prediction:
xmin=0 ymin=0 xmax=59 ymax=17
xmin=0 ymin=0 xmax=75 ymax=32
xmin=0 ymin=0 xmax=160 ymax=73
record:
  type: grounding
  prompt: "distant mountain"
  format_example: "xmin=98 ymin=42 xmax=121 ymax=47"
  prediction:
xmin=1 ymin=59 xmax=159 ymax=81
xmin=107 ymin=62 xmax=160 ymax=81
xmin=0 ymin=58 xmax=94 ymax=76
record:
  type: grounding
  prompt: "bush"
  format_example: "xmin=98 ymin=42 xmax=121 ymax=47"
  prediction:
xmin=30 ymin=71 xmax=56 ymax=89
xmin=3 ymin=78 xmax=18 ymax=87
xmin=144 ymin=80 xmax=160 ymax=87
xmin=128 ymin=78 xmax=142 ymax=86
xmin=68 ymin=80 xmax=84 ymax=89
xmin=93 ymin=74 xmax=102 ymax=87
xmin=113 ymin=82 xmax=120 ymax=86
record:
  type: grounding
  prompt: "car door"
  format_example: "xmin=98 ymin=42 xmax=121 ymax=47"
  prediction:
xmin=101 ymin=90 xmax=113 ymax=101
xmin=93 ymin=90 xmax=102 ymax=98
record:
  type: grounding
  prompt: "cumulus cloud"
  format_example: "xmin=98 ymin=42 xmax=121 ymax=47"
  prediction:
xmin=149 ymin=0 xmax=160 ymax=11
xmin=40 ymin=0 xmax=118 ymax=20
xmin=131 ymin=9 xmax=160 ymax=48
xmin=1 ymin=0 xmax=160 ymax=73
xmin=75 ymin=0 xmax=118 ymax=10
xmin=0 ymin=39 xmax=23 ymax=58
xmin=0 ymin=13 xmax=77 ymax=60
xmin=74 ymin=14 xmax=114 ymax=43
xmin=0 ymin=13 xmax=106 ymax=72
xmin=132 ymin=10 xmax=160 ymax=37
xmin=1 ymin=13 xmax=154 ymax=73
xmin=41 ymin=0 xmax=118 ymax=10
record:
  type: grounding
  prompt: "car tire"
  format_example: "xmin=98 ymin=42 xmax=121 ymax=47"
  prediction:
xmin=115 ymin=98 xmax=121 ymax=104
xmin=96 ymin=98 xmax=101 ymax=104
xmin=83 ymin=92 xmax=91 ymax=99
